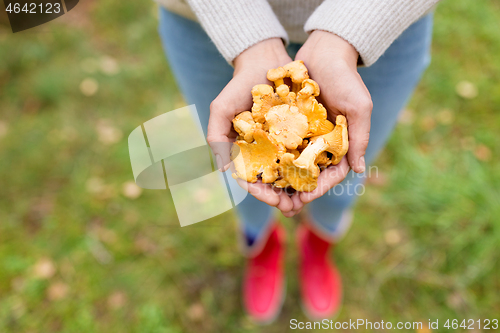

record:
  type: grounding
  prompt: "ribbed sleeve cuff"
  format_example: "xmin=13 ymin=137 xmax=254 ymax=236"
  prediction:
xmin=304 ymin=0 xmax=439 ymax=66
xmin=186 ymin=0 xmax=289 ymax=64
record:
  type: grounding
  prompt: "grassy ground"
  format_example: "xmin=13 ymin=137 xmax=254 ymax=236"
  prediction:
xmin=0 ymin=0 xmax=499 ymax=332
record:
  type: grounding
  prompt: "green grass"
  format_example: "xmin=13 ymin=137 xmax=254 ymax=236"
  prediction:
xmin=0 ymin=0 xmax=499 ymax=332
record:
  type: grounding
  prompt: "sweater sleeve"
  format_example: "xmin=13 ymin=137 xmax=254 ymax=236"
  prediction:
xmin=185 ymin=0 xmax=289 ymax=64
xmin=304 ymin=0 xmax=439 ymax=67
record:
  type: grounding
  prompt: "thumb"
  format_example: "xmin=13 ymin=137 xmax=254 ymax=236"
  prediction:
xmin=345 ymin=98 xmax=372 ymax=174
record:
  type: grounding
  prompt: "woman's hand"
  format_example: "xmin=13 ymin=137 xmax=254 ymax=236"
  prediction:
xmin=207 ymin=38 xmax=304 ymax=216
xmin=295 ymin=31 xmax=373 ymax=204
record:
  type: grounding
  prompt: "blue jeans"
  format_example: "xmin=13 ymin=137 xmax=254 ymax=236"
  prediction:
xmin=158 ymin=8 xmax=433 ymax=242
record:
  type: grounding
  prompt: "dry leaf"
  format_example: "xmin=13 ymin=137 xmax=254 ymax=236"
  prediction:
xmin=366 ymin=171 xmax=388 ymax=187
xmin=11 ymin=277 xmax=25 ymax=292
xmin=193 ymin=188 xmax=211 ymax=204
xmin=134 ymin=235 xmax=157 ymax=255
xmin=86 ymin=177 xmax=104 ymax=194
xmin=384 ymin=229 xmax=402 ymax=245
xmin=187 ymin=302 xmax=205 ymax=321
xmin=100 ymin=56 xmax=120 ymax=75
xmin=437 ymin=109 xmax=454 ymax=125
xmin=398 ymin=109 xmax=415 ymax=125
xmin=460 ymin=136 xmax=476 ymax=151
xmin=47 ymin=281 xmax=69 ymax=301
xmin=96 ymin=119 xmax=123 ymax=145
xmin=122 ymin=181 xmax=142 ymax=199
xmin=446 ymin=291 xmax=464 ymax=310
xmin=80 ymin=78 xmax=99 ymax=96
xmin=33 ymin=257 xmax=56 ymax=279
xmin=474 ymin=144 xmax=491 ymax=162
xmin=108 ymin=291 xmax=127 ymax=310
xmin=456 ymin=80 xmax=478 ymax=99
xmin=0 ymin=120 xmax=8 ymax=138
xmin=420 ymin=116 xmax=436 ymax=131
xmin=416 ymin=323 xmax=432 ymax=333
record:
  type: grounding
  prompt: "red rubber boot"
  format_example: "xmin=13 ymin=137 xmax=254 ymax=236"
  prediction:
xmin=242 ymin=223 xmax=286 ymax=324
xmin=297 ymin=223 xmax=342 ymax=320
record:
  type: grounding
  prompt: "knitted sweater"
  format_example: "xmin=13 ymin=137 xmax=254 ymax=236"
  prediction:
xmin=156 ymin=0 xmax=439 ymax=66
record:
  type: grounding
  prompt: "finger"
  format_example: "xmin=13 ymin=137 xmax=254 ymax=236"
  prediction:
xmin=235 ymin=179 xmax=280 ymax=207
xmin=299 ymin=157 xmax=350 ymax=203
xmin=207 ymin=101 xmax=234 ymax=172
xmin=291 ymin=192 xmax=305 ymax=212
xmin=344 ymin=84 xmax=372 ymax=174
xmin=275 ymin=190 xmax=294 ymax=213
xmin=282 ymin=205 xmax=303 ymax=218
xmin=282 ymin=209 xmax=298 ymax=218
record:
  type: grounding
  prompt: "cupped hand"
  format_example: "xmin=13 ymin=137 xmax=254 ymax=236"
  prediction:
xmin=295 ymin=31 xmax=373 ymax=204
xmin=207 ymin=38 xmax=304 ymax=216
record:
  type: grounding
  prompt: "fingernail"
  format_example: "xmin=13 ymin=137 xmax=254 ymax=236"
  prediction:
xmin=215 ymin=154 xmax=223 ymax=171
xmin=358 ymin=156 xmax=366 ymax=173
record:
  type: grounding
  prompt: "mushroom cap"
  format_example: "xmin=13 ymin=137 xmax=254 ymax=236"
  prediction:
xmin=298 ymin=99 xmax=334 ymax=137
xmin=283 ymin=60 xmax=309 ymax=84
xmin=251 ymin=84 xmax=283 ymax=123
xmin=311 ymin=115 xmax=349 ymax=165
xmin=279 ymin=153 xmax=319 ymax=192
xmin=232 ymin=111 xmax=259 ymax=143
xmin=299 ymin=79 xmax=320 ymax=97
xmin=315 ymin=151 xmax=331 ymax=166
xmin=231 ymin=129 xmax=281 ymax=183
xmin=267 ymin=67 xmax=287 ymax=82
xmin=265 ymin=104 xmax=309 ymax=150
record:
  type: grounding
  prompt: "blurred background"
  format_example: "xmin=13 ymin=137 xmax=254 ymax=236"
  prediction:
xmin=0 ymin=0 xmax=499 ymax=332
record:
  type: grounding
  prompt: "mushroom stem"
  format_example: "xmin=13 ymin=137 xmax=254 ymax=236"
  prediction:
xmin=274 ymin=78 xmax=284 ymax=87
xmin=233 ymin=118 xmax=254 ymax=142
xmin=311 ymin=115 xmax=349 ymax=165
xmin=293 ymin=138 xmax=329 ymax=169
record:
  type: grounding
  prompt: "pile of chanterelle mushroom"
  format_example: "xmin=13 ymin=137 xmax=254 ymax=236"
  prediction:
xmin=230 ymin=60 xmax=349 ymax=192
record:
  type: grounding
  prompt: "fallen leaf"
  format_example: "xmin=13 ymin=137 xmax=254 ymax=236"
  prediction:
xmin=11 ymin=277 xmax=25 ymax=292
xmin=100 ymin=56 xmax=120 ymax=75
xmin=86 ymin=177 xmax=104 ymax=194
xmin=80 ymin=78 xmax=99 ymax=96
xmin=33 ymin=257 xmax=56 ymax=279
xmin=134 ymin=235 xmax=157 ymax=255
xmin=420 ymin=116 xmax=436 ymax=131
xmin=456 ymin=80 xmax=478 ymax=99
xmin=0 ymin=120 xmax=8 ymax=138
xmin=446 ymin=291 xmax=464 ymax=310
xmin=398 ymin=109 xmax=415 ymax=125
xmin=460 ymin=136 xmax=476 ymax=151
xmin=416 ymin=323 xmax=432 ymax=333
xmin=193 ymin=188 xmax=210 ymax=204
xmin=437 ymin=108 xmax=454 ymax=125
xmin=187 ymin=302 xmax=205 ymax=321
xmin=474 ymin=144 xmax=491 ymax=162
xmin=122 ymin=181 xmax=142 ymax=199
xmin=47 ymin=281 xmax=69 ymax=301
xmin=366 ymin=170 xmax=388 ymax=187
xmin=384 ymin=229 xmax=402 ymax=245
xmin=96 ymin=119 xmax=123 ymax=145
xmin=108 ymin=291 xmax=127 ymax=310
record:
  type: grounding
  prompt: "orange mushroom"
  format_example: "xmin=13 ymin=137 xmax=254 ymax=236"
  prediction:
xmin=232 ymin=111 xmax=262 ymax=143
xmin=278 ymin=153 xmax=319 ymax=192
xmin=231 ymin=129 xmax=283 ymax=183
xmin=296 ymin=79 xmax=334 ymax=137
xmin=265 ymin=104 xmax=308 ymax=150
